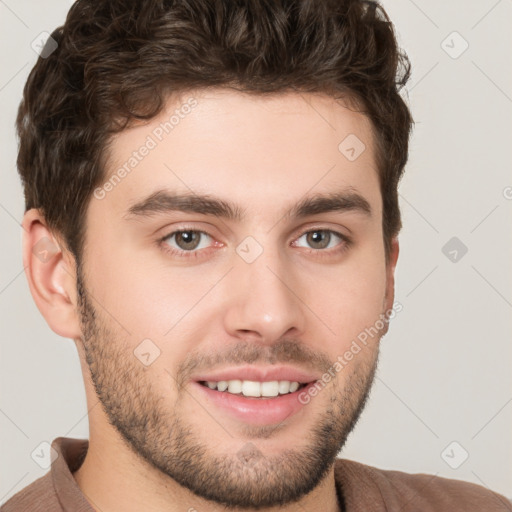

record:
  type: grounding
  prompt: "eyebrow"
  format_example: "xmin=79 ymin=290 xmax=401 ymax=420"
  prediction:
xmin=123 ymin=188 xmax=372 ymax=222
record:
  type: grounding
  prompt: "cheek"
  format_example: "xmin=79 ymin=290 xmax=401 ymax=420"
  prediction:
xmin=84 ymin=231 xmax=239 ymax=390
xmin=309 ymin=250 xmax=388 ymax=348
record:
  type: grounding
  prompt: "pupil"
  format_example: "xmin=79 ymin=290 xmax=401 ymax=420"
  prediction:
xmin=177 ymin=231 xmax=199 ymax=250
xmin=308 ymin=230 xmax=329 ymax=249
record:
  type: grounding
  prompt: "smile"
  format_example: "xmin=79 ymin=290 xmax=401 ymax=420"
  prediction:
xmin=199 ymin=379 xmax=308 ymax=398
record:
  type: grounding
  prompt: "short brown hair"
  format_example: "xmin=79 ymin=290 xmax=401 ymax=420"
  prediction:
xmin=17 ymin=0 xmax=412 ymax=264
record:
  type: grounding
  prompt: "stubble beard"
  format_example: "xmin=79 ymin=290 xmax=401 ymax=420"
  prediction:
xmin=75 ymin=265 xmax=381 ymax=509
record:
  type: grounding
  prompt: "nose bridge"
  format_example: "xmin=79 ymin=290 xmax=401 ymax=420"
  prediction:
xmin=222 ymin=237 xmax=306 ymax=341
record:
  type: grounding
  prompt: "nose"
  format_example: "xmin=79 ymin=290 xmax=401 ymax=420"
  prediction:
xmin=222 ymin=245 xmax=307 ymax=344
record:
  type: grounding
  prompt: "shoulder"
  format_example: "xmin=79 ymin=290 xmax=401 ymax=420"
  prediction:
xmin=335 ymin=458 xmax=512 ymax=511
xmin=0 ymin=471 xmax=61 ymax=512
xmin=1 ymin=437 xmax=89 ymax=512
xmin=378 ymin=465 xmax=512 ymax=511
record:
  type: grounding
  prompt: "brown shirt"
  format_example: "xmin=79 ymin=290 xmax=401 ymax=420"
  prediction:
xmin=2 ymin=437 xmax=511 ymax=511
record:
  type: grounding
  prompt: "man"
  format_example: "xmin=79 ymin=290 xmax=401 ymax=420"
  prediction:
xmin=2 ymin=0 xmax=510 ymax=510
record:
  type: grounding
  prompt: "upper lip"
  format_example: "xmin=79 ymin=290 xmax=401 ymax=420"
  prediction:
xmin=191 ymin=365 xmax=320 ymax=384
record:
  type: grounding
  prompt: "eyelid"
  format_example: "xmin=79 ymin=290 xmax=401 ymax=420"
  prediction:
xmin=292 ymin=229 xmax=347 ymax=247
xmin=290 ymin=228 xmax=352 ymax=258
xmin=159 ymin=226 xmax=222 ymax=249
xmin=158 ymin=224 xmax=352 ymax=259
xmin=288 ymin=222 xmax=351 ymax=242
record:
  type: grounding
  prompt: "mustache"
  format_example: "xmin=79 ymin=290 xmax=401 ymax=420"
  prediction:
xmin=175 ymin=339 xmax=333 ymax=388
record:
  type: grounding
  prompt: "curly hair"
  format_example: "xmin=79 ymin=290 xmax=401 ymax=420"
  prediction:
xmin=16 ymin=0 xmax=412 ymax=265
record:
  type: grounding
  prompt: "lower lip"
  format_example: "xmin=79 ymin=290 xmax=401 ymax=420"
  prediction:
xmin=192 ymin=382 xmax=314 ymax=425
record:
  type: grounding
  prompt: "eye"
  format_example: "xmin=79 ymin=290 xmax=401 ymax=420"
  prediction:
xmin=158 ymin=226 xmax=351 ymax=261
xmin=293 ymin=229 xmax=349 ymax=252
xmin=161 ymin=229 xmax=214 ymax=256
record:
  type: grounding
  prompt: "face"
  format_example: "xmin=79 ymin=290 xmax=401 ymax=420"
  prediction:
xmin=76 ymin=89 xmax=397 ymax=508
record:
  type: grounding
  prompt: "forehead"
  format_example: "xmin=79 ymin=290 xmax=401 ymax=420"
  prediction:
xmin=95 ymin=88 xmax=381 ymax=223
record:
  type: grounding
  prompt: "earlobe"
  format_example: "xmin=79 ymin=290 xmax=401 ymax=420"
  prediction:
xmin=22 ymin=209 xmax=82 ymax=340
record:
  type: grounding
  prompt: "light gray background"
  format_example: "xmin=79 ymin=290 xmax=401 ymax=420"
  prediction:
xmin=1 ymin=0 xmax=511 ymax=505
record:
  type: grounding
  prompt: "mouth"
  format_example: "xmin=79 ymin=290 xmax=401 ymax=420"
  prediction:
xmin=191 ymin=367 xmax=319 ymax=425
xmin=198 ymin=379 xmax=310 ymax=398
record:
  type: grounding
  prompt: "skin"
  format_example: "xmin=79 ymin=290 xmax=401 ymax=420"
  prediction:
xmin=22 ymin=89 xmax=399 ymax=512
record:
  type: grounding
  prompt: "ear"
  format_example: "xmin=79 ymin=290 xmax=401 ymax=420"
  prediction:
xmin=384 ymin=237 xmax=399 ymax=313
xmin=21 ymin=208 xmax=82 ymax=339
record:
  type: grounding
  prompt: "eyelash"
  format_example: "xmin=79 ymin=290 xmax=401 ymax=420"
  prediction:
xmin=158 ymin=226 xmax=352 ymax=260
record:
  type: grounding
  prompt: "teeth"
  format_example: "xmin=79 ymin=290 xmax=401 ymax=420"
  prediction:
xmin=278 ymin=381 xmax=290 ymax=394
xmin=217 ymin=380 xmax=228 ymax=391
xmin=289 ymin=381 xmax=299 ymax=392
xmin=227 ymin=379 xmax=243 ymax=394
xmin=242 ymin=380 xmax=262 ymax=397
xmin=203 ymin=379 xmax=303 ymax=397
xmin=261 ymin=381 xmax=279 ymax=397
